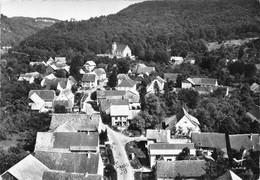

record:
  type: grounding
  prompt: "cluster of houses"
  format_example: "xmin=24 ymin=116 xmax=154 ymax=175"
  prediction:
xmin=3 ymin=42 xmax=260 ymax=180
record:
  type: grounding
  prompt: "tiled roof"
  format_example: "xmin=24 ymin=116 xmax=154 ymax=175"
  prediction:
xmin=1 ymin=154 xmax=49 ymax=180
xmin=117 ymin=78 xmax=136 ymax=88
xmin=191 ymin=132 xmax=226 ymax=150
xmin=50 ymin=114 xmax=100 ymax=131
xmin=44 ymin=78 xmax=67 ymax=90
xmin=50 ymin=122 xmax=77 ymax=132
xmin=150 ymin=143 xmax=195 ymax=150
xmin=194 ymin=86 xmax=213 ymax=93
xmin=110 ymin=99 xmax=129 ymax=105
xmin=54 ymin=57 xmax=66 ymax=63
xmin=250 ymin=83 xmax=259 ymax=91
xmin=28 ymin=90 xmax=56 ymax=101
xmin=156 ymin=160 xmax=206 ymax=178
xmin=187 ymin=78 xmax=217 ymax=86
xmin=97 ymin=90 xmax=126 ymax=99
xmin=85 ymin=61 xmax=96 ymax=66
xmin=115 ymin=44 xmax=128 ymax=53
xmin=35 ymin=151 xmax=100 ymax=174
xmin=246 ymin=105 xmax=260 ymax=123
xmin=229 ymin=134 xmax=260 ymax=151
xmin=82 ymin=74 xmax=96 ymax=82
xmin=146 ymin=129 xmax=170 ymax=143
xmin=164 ymin=115 xmax=177 ymax=130
xmin=136 ymin=66 xmax=155 ymax=75
xmin=170 ymin=108 xmax=200 ymax=126
xmin=42 ymin=171 xmax=103 ymax=180
xmin=117 ymin=73 xmax=127 ymax=79
xmin=94 ymin=68 xmax=105 ymax=76
xmin=99 ymin=99 xmax=111 ymax=111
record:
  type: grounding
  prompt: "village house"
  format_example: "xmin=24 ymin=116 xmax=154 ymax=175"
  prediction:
xmin=250 ymin=82 xmax=260 ymax=94
xmin=111 ymin=42 xmax=132 ymax=58
xmin=182 ymin=77 xmax=218 ymax=89
xmin=45 ymin=57 xmax=70 ymax=75
xmin=156 ymin=160 xmax=206 ymax=180
xmin=146 ymin=129 xmax=171 ymax=146
xmin=34 ymin=132 xmax=99 ymax=153
xmin=110 ymin=99 xmax=130 ymax=126
xmin=81 ymin=73 xmax=98 ymax=89
xmin=125 ymin=89 xmax=140 ymax=103
xmin=117 ymin=73 xmax=128 ymax=84
xmin=146 ymin=76 xmax=165 ymax=94
xmin=149 ymin=143 xmax=196 ymax=167
xmin=35 ymin=151 xmax=103 ymax=176
xmin=97 ymin=90 xmax=126 ymax=101
xmin=246 ymin=104 xmax=260 ymax=124
xmin=116 ymin=78 xmax=137 ymax=91
xmin=170 ymin=56 xmax=184 ymax=65
xmin=84 ymin=61 xmax=96 ymax=72
xmin=94 ymin=68 xmax=106 ymax=81
xmin=229 ymin=134 xmax=260 ymax=151
xmin=128 ymin=102 xmax=141 ymax=120
xmin=28 ymin=90 xmax=56 ymax=112
xmin=0 ymin=154 xmax=50 ymax=180
xmin=163 ymin=108 xmax=200 ymax=136
xmin=18 ymin=71 xmax=41 ymax=84
xmin=49 ymin=113 xmax=101 ymax=133
xmin=53 ymin=89 xmax=75 ymax=112
xmin=132 ymin=63 xmax=156 ymax=75
xmin=29 ymin=61 xmax=47 ymax=67
xmin=215 ymin=170 xmax=242 ymax=180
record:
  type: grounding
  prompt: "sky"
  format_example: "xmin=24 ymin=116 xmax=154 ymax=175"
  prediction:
xmin=0 ymin=0 xmax=145 ymax=20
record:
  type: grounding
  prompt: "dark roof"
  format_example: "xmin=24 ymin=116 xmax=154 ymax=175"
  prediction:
xmin=35 ymin=151 xmax=100 ymax=174
xmin=191 ymin=132 xmax=226 ymax=150
xmin=246 ymin=105 xmax=260 ymax=123
xmin=215 ymin=170 xmax=242 ymax=180
xmin=42 ymin=171 xmax=103 ymax=180
xmin=50 ymin=114 xmax=100 ymax=131
xmin=52 ymin=132 xmax=99 ymax=149
xmin=150 ymin=143 xmax=195 ymax=150
xmin=110 ymin=99 xmax=129 ymax=105
xmin=82 ymin=74 xmax=96 ymax=82
xmin=117 ymin=78 xmax=136 ymax=88
xmin=164 ymin=73 xmax=179 ymax=82
xmin=156 ymin=160 xmax=206 ymax=178
xmin=44 ymin=78 xmax=68 ymax=90
xmin=229 ymin=134 xmax=260 ymax=151
xmin=146 ymin=129 xmax=170 ymax=143
xmin=28 ymin=90 xmax=56 ymax=101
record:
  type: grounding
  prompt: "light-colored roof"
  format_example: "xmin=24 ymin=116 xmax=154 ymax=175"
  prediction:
xmin=156 ymin=160 xmax=206 ymax=178
xmin=35 ymin=151 xmax=100 ymax=174
xmin=85 ymin=61 xmax=96 ymax=66
xmin=42 ymin=171 xmax=103 ymax=180
xmin=110 ymin=99 xmax=129 ymax=106
xmin=216 ymin=170 xmax=242 ymax=180
xmin=146 ymin=129 xmax=170 ymax=143
xmin=82 ymin=74 xmax=96 ymax=82
xmin=28 ymin=90 xmax=56 ymax=101
xmin=50 ymin=114 xmax=100 ymax=131
xmin=50 ymin=122 xmax=77 ymax=132
xmin=164 ymin=73 xmax=179 ymax=82
xmin=117 ymin=78 xmax=136 ymax=88
xmin=94 ymin=68 xmax=106 ymax=76
xmin=1 ymin=154 xmax=49 ymax=180
xmin=115 ymin=44 xmax=128 ymax=53
xmin=170 ymin=56 xmax=184 ymax=61
xmin=96 ymin=90 xmax=126 ymax=99
xmin=117 ymin=73 xmax=127 ymax=79
xmin=54 ymin=57 xmax=66 ymax=63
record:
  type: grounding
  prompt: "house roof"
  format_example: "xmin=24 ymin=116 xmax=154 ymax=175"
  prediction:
xmin=250 ymin=83 xmax=259 ymax=91
xmin=110 ymin=99 xmax=129 ymax=106
xmin=187 ymin=78 xmax=218 ymax=86
xmin=166 ymin=108 xmax=200 ymax=127
xmin=50 ymin=122 xmax=77 ymax=133
xmin=43 ymin=78 xmax=68 ymax=89
xmin=99 ymin=99 xmax=111 ymax=112
xmin=246 ymin=105 xmax=260 ymax=123
xmin=1 ymin=154 xmax=49 ymax=180
xmin=50 ymin=114 xmax=100 ymax=131
xmin=255 ymin=64 xmax=260 ymax=70
xmin=117 ymin=73 xmax=127 ymax=79
xmin=82 ymin=74 xmax=96 ymax=82
xmin=42 ymin=171 xmax=103 ymax=180
xmin=170 ymin=56 xmax=184 ymax=62
xmin=215 ymin=170 xmax=242 ymax=180
xmin=229 ymin=134 xmax=260 ymax=151
xmin=146 ymin=129 xmax=170 ymax=143
xmin=115 ymin=44 xmax=128 ymax=53
xmin=28 ymin=90 xmax=56 ymax=101
xmin=156 ymin=160 xmax=206 ymax=178
xmin=191 ymin=132 xmax=226 ymax=150
xmin=85 ymin=61 xmax=96 ymax=66
xmin=150 ymin=143 xmax=195 ymax=150
xmin=194 ymin=86 xmax=214 ymax=94
xmin=117 ymin=78 xmax=136 ymax=88
xmin=35 ymin=151 xmax=100 ymax=174
xmin=97 ymin=90 xmax=126 ymax=99
xmin=34 ymin=132 xmax=99 ymax=152
xmin=136 ymin=66 xmax=155 ymax=75
xmin=54 ymin=57 xmax=66 ymax=64
xmin=164 ymin=73 xmax=179 ymax=82
xmin=94 ymin=68 xmax=106 ymax=76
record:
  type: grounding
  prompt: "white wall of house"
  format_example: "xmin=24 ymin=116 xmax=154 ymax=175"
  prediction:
xmin=97 ymin=154 xmax=104 ymax=175
xmin=175 ymin=117 xmax=200 ymax=135
xmin=181 ymin=82 xmax=192 ymax=89
xmin=116 ymin=84 xmax=136 ymax=92
xmin=111 ymin=116 xmax=129 ymax=126
xmin=82 ymin=80 xmax=97 ymax=88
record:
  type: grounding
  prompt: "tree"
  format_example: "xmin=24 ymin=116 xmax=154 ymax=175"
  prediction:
xmin=55 ymin=69 xmax=67 ymax=78
xmin=145 ymin=94 xmax=165 ymax=122
xmin=70 ymin=54 xmax=84 ymax=81
xmin=117 ymin=59 xmax=130 ymax=74
xmin=90 ymin=91 xmax=97 ymax=101
xmin=178 ymin=89 xmax=199 ymax=109
xmin=176 ymin=147 xmax=190 ymax=160
xmin=35 ymin=64 xmax=46 ymax=74
xmin=107 ymin=68 xmax=118 ymax=88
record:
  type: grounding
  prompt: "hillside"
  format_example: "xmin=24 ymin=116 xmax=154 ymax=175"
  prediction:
xmin=15 ymin=0 xmax=260 ymax=61
xmin=1 ymin=15 xmax=61 ymax=47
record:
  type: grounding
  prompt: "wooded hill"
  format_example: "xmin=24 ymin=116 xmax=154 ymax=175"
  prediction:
xmin=1 ymin=14 xmax=60 ymax=47
xmin=14 ymin=0 xmax=260 ymax=61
